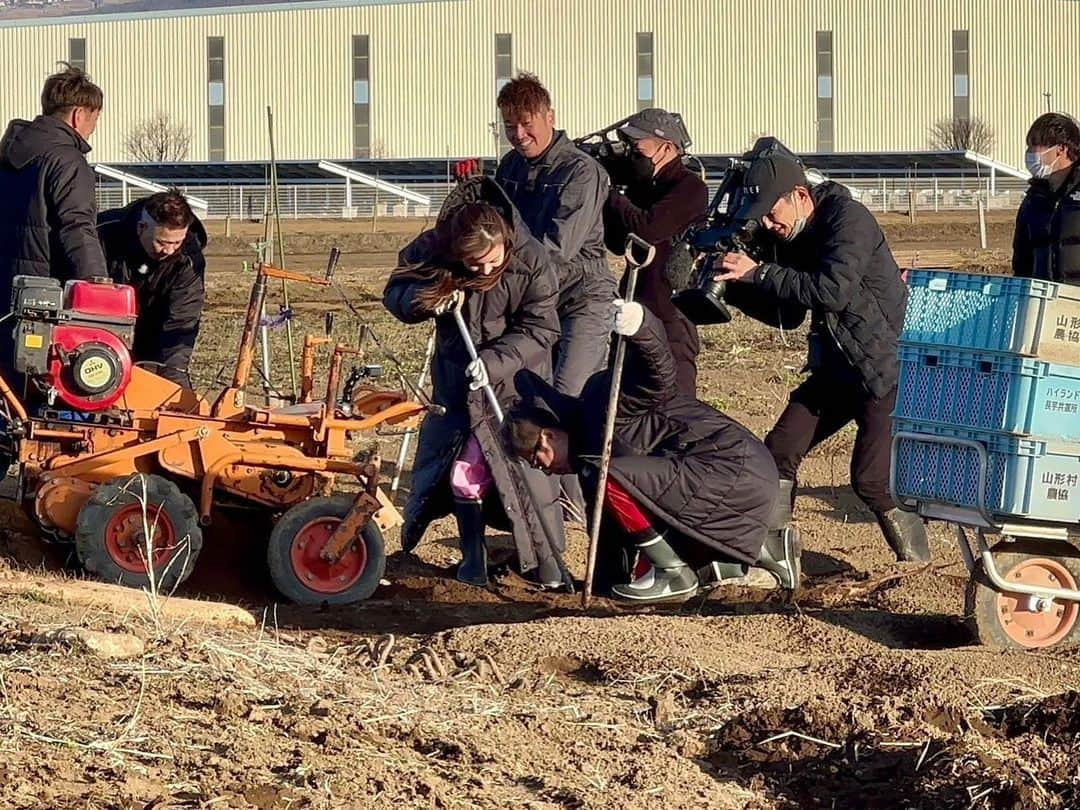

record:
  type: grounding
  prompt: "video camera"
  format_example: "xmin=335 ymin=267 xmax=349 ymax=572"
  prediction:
xmin=574 ymin=113 xmax=693 ymax=188
xmin=670 ymin=137 xmax=807 ymax=326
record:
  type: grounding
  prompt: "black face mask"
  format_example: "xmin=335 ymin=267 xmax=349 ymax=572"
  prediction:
xmin=629 ymin=150 xmax=656 ymax=183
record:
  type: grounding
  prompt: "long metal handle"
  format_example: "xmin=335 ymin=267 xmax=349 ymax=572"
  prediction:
xmin=452 ymin=307 xmax=503 ymax=422
xmin=267 ymin=105 xmax=299 ymax=400
xmin=583 ymin=233 xmax=653 ymax=607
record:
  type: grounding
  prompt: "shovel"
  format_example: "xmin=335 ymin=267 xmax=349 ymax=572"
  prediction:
xmin=582 ymin=234 xmax=656 ymax=608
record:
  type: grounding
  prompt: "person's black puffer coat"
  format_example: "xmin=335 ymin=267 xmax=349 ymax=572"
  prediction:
xmin=603 ymin=158 xmax=709 ymax=395
xmin=725 ymin=182 xmax=908 ymax=398
xmin=383 ymin=177 xmax=566 ymax=574
xmin=1013 ymin=162 xmax=1080 ymax=285
xmin=97 ymin=198 xmax=208 ymax=388
xmin=0 ymin=115 xmax=107 ymax=290
xmin=517 ymin=307 xmax=778 ymax=565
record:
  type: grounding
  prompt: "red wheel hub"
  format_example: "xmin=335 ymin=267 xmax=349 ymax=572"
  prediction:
xmin=289 ymin=517 xmax=367 ymax=595
xmin=996 ymin=558 xmax=1079 ymax=648
xmin=104 ymin=503 xmax=178 ymax=574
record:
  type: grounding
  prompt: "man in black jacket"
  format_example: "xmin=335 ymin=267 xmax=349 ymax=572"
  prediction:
xmin=715 ymin=154 xmax=929 ymax=563
xmin=97 ymin=190 xmax=207 ymax=388
xmin=506 ymin=301 xmax=796 ymax=603
xmin=603 ymin=108 xmax=708 ymax=395
xmin=1013 ymin=113 xmax=1080 ymax=285
xmin=0 ymin=63 xmax=106 ymax=295
xmin=495 ymin=73 xmax=616 ymax=397
xmin=495 ymin=72 xmax=616 ymax=519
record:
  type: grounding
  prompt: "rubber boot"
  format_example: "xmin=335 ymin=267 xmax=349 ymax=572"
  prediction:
xmin=757 ymin=527 xmax=802 ymax=590
xmin=401 ymin=523 xmax=423 ymax=554
xmin=697 ymin=559 xmax=753 ymax=590
xmin=453 ymin=498 xmax=489 ymax=587
xmin=610 ymin=534 xmax=699 ymax=603
xmin=752 ymin=479 xmax=802 ymax=590
xmin=534 ymin=554 xmax=566 ymax=590
xmin=772 ymin=479 xmax=796 ymax=529
xmin=875 ymin=507 xmax=931 ymax=563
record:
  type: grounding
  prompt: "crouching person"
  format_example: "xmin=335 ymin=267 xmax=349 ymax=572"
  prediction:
xmin=383 ymin=177 xmax=569 ymax=589
xmin=506 ymin=301 xmax=800 ymax=603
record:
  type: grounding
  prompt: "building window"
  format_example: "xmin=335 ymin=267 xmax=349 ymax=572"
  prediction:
xmin=815 ymin=31 xmax=834 ymax=153
xmin=952 ymin=29 xmax=970 ymax=121
xmin=635 ymin=32 xmax=653 ymax=111
xmin=495 ymin=33 xmax=512 ymax=155
xmin=68 ymin=38 xmax=86 ymax=72
xmin=352 ymin=34 xmax=371 ymax=158
xmin=207 ymin=36 xmax=225 ymax=160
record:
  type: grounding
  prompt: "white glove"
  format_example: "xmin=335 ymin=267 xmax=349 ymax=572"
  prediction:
xmin=466 ymin=357 xmax=490 ymax=391
xmin=434 ymin=289 xmax=463 ymax=315
xmin=610 ymin=298 xmax=645 ymax=336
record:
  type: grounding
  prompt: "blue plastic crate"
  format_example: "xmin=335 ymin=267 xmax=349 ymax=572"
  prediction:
xmin=891 ymin=418 xmax=1080 ymax=525
xmin=895 ymin=345 xmax=1080 ymax=441
xmin=903 ymin=270 xmax=1080 ymax=361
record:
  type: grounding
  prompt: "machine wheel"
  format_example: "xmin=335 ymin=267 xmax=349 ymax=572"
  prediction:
xmin=266 ymin=496 xmax=386 ymax=606
xmin=964 ymin=538 xmax=1080 ymax=650
xmin=75 ymin=474 xmax=203 ymax=591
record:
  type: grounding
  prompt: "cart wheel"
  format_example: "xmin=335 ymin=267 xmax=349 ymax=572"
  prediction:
xmin=266 ymin=496 xmax=386 ymax=606
xmin=964 ymin=538 xmax=1080 ymax=650
xmin=75 ymin=474 xmax=202 ymax=591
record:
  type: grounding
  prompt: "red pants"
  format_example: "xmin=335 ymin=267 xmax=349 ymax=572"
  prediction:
xmin=604 ymin=478 xmax=653 ymax=537
xmin=604 ymin=478 xmax=654 ymax=579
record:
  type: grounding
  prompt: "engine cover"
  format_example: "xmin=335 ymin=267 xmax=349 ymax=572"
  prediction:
xmin=10 ymin=276 xmax=138 ymax=412
xmin=64 ymin=278 xmax=137 ymax=324
xmin=46 ymin=324 xmax=133 ymax=411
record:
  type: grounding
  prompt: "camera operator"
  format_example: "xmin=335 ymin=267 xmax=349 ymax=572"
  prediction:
xmin=714 ymin=153 xmax=930 ymax=563
xmin=602 ymin=109 xmax=708 ymax=395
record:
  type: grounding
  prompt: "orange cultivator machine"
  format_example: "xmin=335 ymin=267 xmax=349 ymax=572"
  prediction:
xmin=0 ymin=258 xmax=431 ymax=605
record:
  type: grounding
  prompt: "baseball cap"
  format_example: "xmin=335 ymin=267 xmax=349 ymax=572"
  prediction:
xmin=734 ymin=154 xmax=809 ymax=223
xmin=618 ymin=108 xmax=689 ymax=151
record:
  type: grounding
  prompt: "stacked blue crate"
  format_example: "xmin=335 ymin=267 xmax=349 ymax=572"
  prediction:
xmin=892 ymin=270 xmax=1080 ymax=523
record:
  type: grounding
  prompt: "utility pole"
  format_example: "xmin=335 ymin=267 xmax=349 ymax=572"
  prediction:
xmin=1043 ymin=91 xmax=1052 ymax=113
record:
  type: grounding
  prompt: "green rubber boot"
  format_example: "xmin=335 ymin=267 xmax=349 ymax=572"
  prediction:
xmin=610 ymin=534 xmax=699 ymax=604
xmin=753 ymin=479 xmax=802 ymax=590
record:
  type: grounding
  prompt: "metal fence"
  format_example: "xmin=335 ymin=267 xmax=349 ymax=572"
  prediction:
xmin=94 ymin=175 xmax=1027 ymax=220
xmin=837 ymin=176 xmax=1028 ymax=213
xmin=93 ymin=181 xmax=452 ymax=220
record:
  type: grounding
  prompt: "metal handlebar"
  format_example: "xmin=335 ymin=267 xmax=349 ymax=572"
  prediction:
xmin=889 ymin=430 xmax=996 ymax=528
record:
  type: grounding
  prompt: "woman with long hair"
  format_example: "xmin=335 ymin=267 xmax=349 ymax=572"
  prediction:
xmin=384 ymin=176 xmax=568 ymax=588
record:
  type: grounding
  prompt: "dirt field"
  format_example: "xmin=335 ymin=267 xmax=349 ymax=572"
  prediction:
xmin=3 ymin=211 xmax=1079 ymax=809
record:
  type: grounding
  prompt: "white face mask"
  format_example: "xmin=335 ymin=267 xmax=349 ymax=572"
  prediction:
xmin=1026 ymin=147 xmax=1060 ymax=179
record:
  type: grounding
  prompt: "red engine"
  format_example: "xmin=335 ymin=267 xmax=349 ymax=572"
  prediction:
xmin=12 ymin=276 xmax=137 ymax=412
